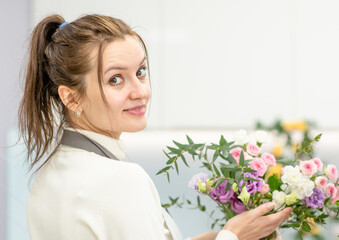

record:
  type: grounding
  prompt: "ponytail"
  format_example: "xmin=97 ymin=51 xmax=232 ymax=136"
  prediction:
xmin=19 ymin=15 xmax=64 ymax=171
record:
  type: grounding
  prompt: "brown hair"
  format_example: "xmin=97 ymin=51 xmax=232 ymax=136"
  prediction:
xmin=18 ymin=14 xmax=150 ymax=171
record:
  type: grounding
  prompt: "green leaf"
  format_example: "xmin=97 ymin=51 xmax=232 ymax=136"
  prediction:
xmin=166 ymin=172 xmax=170 ymax=183
xmin=239 ymin=151 xmax=245 ymax=166
xmin=220 ymin=151 xmax=229 ymax=159
xmin=166 ymin=157 xmax=175 ymax=165
xmin=213 ymin=151 xmax=219 ymax=162
xmin=245 ymin=177 xmax=260 ymax=182
xmin=197 ymin=195 xmax=201 ymax=206
xmin=214 ymin=178 xmax=226 ymax=187
xmin=201 ymin=162 xmax=212 ymax=171
xmin=163 ymin=150 xmax=171 ymax=158
xmin=277 ymin=158 xmax=294 ymax=165
xmin=219 ymin=163 xmax=238 ymax=169
xmin=180 ymin=154 xmax=189 ymax=167
xmin=193 ymin=143 xmax=204 ymax=148
xmin=228 ymin=155 xmax=238 ymax=165
xmin=314 ymin=133 xmax=322 ymax=142
xmin=174 ymin=161 xmax=179 ymax=174
xmin=169 ymin=196 xmax=179 ymax=204
xmin=186 ymin=135 xmax=194 ymax=144
xmin=225 ymin=181 xmax=232 ymax=191
xmin=156 ymin=166 xmax=172 ymax=175
xmin=220 ymin=167 xmax=229 ymax=178
xmin=285 ymin=223 xmax=300 ymax=228
xmin=298 ymin=229 xmax=303 ymax=240
xmin=301 ymin=221 xmax=311 ymax=232
xmin=167 ymin=146 xmax=181 ymax=155
xmin=219 ymin=135 xmax=226 ymax=146
xmin=267 ymin=174 xmax=282 ymax=191
xmin=243 ymin=168 xmax=257 ymax=173
xmin=318 ymin=213 xmax=328 ymax=219
xmin=213 ymin=164 xmax=221 ymax=177
xmin=173 ymin=140 xmax=187 ymax=150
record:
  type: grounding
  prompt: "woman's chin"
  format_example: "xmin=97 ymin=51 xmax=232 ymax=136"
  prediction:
xmin=125 ymin=122 xmax=148 ymax=133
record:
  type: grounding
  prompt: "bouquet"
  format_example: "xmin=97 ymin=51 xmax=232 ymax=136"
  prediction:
xmin=157 ymin=130 xmax=339 ymax=240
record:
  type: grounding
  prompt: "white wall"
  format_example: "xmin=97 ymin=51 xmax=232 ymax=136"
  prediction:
xmin=0 ymin=0 xmax=29 ymax=239
xmin=31 ymin=0 xmax=339 ymax=129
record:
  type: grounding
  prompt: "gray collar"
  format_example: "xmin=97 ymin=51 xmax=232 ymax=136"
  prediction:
xmin=60 ymin=129 xmax=118 ymax=160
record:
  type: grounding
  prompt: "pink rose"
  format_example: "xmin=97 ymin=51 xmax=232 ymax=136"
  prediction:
xmin=261 ymin=153 xmax=276 ymax=166
xmin=246 ymin=144 xmax=261 ymax=156
xmin=299 ymin=160 xmax=317 ymax=177
xmin=250 ymin=158 xmax=267 ymax=176
xmin=325 ymin=183 xmax=337 ymax=199
xmin=315 ymin=176 xmax=328 ymax=189
xmin=311 ymin=158 xmax=323 ymax=172
xmin=325 ymin=164 xmax=338 ymax=182
xmin=260 ymin=184 xmax=270 ymax=194
xmin=330 ymin=186 xmax=339 ymax=203
xmin=230 ymin=147 xmax=243 ymax=164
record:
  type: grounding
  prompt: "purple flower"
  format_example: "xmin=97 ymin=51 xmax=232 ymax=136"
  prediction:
xmin=188 ymin=173 xmax=209 ymax=191
xmin=231 ymin=197 xmax=247 ymax=214
xmin=304 ymin=188 xmax=326 ymax=209
xmin=209 ymin=179 xmax=235 ymax=203
xmin=239 ymin=171 xmax=263 ymax=194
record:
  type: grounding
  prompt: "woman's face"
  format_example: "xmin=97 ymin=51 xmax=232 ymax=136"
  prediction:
xmin=78 ymin=35 xmax=151 ymax=139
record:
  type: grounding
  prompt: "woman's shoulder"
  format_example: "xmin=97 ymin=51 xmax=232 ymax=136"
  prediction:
xmin=51 ymin=144 xmax=149 ymax=182
xmin=31 ymin=145 xmax=152 ymax=199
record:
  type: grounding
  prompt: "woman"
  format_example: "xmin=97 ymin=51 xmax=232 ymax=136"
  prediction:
xmin=18 ymin=14 xmax=292 ymax=240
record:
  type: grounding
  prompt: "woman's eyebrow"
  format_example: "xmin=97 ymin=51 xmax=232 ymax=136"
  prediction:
xmin=104 ymin=56 xmax=146 ymax=74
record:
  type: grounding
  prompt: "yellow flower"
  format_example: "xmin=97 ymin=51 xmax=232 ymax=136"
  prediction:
xmin=232 ymin=183 xmax=238 ymax=193
xmin=238 ymin=186 xmax=250 ymax=206
xmin=272 ymin=145 xmax=283 ymax=159
xmin=306 ymin=218 xmax=321 ymax=236
xmin=284 ymin=193 xmax=297 ymax=205
xmin=197 ymin=180 xmax=207 ymax=193
xmin=265 ymin=163 xmax=283 ymax=181
xmin=206 ymin=179 xmax=214 ymax=187
xmin=282 ymin=121 xmax=308 ymax=132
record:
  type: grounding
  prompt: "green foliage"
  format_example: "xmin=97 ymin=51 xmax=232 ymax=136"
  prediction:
xmin=267 ymin=174 xmax=282 ymax=191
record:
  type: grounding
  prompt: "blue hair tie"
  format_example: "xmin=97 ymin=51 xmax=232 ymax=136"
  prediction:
xmin=58 ymin=22 xmax=69 ymax=29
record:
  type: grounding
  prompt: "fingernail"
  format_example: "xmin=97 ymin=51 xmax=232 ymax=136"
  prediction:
xmin=266 ymin=202 xmax=274 ymax=210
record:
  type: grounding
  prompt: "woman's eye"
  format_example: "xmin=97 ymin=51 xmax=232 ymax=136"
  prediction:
xmin=136 ymin=67 xmax=147 ymax=78
xmin=108 ymin=75 xmax=123 ymax=85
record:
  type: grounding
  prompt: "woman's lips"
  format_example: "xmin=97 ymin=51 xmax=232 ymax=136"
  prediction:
xmin=123 ymin=105 xmax=146 ymax=116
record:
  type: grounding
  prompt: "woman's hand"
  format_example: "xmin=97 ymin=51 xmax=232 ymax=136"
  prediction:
xmin=223 ymin=202 xmax=292 ymax=240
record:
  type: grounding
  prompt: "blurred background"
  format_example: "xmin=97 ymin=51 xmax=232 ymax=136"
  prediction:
xmin=2 ymin=0 xmax=339 ymax=239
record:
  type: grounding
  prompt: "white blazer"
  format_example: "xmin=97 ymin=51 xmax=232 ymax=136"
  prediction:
xmin=27 ymin=128 xmax=237 ymax=240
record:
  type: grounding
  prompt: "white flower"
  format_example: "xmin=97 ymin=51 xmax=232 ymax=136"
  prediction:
xmin=254 ymin=130 xmax=269 ymax=143
xmin=273 ymin=190 xmax=286 ymax=209
xmin=281 ymin=166 xmax=304 ymax=186
xmin=234 ymin=129 xmax=250 ymax=145
xmin=289 ymin=180 xmax=314 ymax=199
xmin=281 ymin=165 xmax=315 ymax=199
xmin=280 ymin=183 xmax=289 ymax=192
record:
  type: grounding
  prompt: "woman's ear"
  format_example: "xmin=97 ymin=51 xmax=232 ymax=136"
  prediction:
xmin=58 ymin=85 xmax=82 ymax=113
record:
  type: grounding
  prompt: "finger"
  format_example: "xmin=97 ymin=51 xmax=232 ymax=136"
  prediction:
xmin=265 ymin=207 xmax=293 ymax=226
xmin=248 ymin=202 xmax=274 ymax=218
xmin=279 ymin=207 xmax=293 ymax=223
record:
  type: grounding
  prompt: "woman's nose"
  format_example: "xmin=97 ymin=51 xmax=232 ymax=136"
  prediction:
xmin=129 ymin=77 xmax=149 ymax=100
